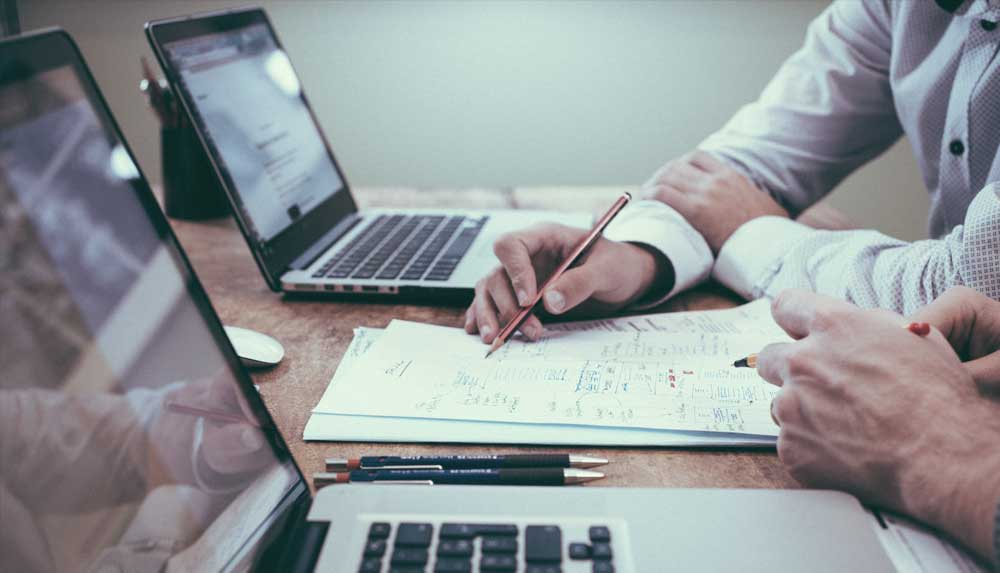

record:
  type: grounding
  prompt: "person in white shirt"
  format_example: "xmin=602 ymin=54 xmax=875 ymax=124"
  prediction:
xmin=464 ymin=0 xmax=1000 ymax=342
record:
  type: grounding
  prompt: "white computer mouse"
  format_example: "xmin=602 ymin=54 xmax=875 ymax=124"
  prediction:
xmin=224 ymin=325 xmax=285 ymax=368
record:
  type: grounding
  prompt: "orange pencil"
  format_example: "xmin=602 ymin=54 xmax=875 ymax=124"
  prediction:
xmin=485 ymin=192 xmax=632 ymax=358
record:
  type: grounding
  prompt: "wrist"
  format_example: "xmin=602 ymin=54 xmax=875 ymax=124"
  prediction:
xmin=902 ymin=423 xmax=1000 ymax=562
xmin=627 ymin=242 xmax=675 ymax=306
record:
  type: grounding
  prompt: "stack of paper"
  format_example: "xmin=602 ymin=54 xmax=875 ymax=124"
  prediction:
xmin=305 ymin=300 xmax=788 ymax=447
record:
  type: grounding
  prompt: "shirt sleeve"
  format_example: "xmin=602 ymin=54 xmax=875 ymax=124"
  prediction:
xmin=714 ymin=182 xmax=1000 ymax=314
xmin=603 ymin=198 xmax=714 ymax=308
xmin=699 ymin=0 xmax=902 ymax=215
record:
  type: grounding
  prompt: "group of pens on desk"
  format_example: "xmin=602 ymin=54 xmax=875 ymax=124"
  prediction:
xmin=313 ymin=454 xmax=609 ymax=488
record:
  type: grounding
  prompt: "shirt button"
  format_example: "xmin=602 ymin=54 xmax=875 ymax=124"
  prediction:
xmin=981 ymin=19 xmax=997 ymax=31
xmin=949 ymin=139 xmax=965 ymax=156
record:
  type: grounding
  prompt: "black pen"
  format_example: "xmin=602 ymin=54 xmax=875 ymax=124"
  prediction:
xmin=326 ymin=454 xmax=608 ymax=471
xmin=313 ymin=468 xmax=604 ymax=487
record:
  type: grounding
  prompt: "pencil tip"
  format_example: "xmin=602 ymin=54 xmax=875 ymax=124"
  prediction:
xmin=733 ymin=357 xmax=748 ymax=368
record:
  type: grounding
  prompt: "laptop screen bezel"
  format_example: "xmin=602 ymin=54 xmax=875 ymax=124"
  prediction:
xmin=0 ymin=27 xmax=314 ymax=568
xmin=145 ymin=8 xmax=359 ymax=291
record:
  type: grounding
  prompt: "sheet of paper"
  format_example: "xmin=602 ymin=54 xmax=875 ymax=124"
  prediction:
xmin=306 ymin=327 xmax=775 ymax=446
xmin=316 ymin=303 xmax=787 ymax=436
xmin=546 ymin=298 xmax=782 ymax=336
xmin=302 ymin=412 xmax=776 ymax=446
xmin=874 ymin=511 xmax=986 ymax=573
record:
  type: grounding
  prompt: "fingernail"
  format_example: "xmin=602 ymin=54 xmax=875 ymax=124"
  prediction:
xmin=524 ymin=324 xmax=541 ymax=339
xmin=481 ymin=325 xmax=493 ymax=340
xmin=517 ymin=289 xmax=529 ymax=306
xmin=545 ymin=290 xmax=565 ymax=312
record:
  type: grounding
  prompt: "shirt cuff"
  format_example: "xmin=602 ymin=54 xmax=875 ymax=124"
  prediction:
xmin=713 ymin=216 xmax=814 ymax=300
xmin=603 ymin=199 xmax=713 ymax=308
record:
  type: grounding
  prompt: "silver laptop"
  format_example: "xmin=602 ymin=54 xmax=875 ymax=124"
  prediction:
xmin=145 ymin=8 xmax=590 ymax=301
xmin=1 ymin=27 xmax=909 ymax=573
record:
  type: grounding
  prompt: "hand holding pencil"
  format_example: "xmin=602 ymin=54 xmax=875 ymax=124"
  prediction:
xmin=466 ymin=192 xmax=667 ymax=347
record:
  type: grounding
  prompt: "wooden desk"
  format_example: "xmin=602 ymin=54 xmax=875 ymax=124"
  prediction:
xmin=168 ymin=187 xmax=850 ymax=491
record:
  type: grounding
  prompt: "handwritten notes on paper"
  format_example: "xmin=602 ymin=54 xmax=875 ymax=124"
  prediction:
xmin=314 ymin=300 xmax=788 ymax=437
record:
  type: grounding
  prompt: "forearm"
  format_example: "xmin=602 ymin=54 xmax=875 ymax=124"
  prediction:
xmin=903 ymin=433 xmax=1000 ymax=565
xmin=715 ymin=183 xmax=1000 ymax=313
xmin=0 ymin=389 xmax=152 ymax=512
xmin=698 ymin=0 xmax=900 ymax=215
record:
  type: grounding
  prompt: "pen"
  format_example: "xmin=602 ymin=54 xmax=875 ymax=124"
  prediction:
xmin=313 ymin=468 xmax=605 ymax=487
xmin=732 ymin=321 xmax=934 ymax=368
xmin=326 ymin=454 xmax=609 ymax=471
xmin=486 ymin=191 xmax=632 ymax=358
xmin=165 ymin=400 xmax=260 ymax=428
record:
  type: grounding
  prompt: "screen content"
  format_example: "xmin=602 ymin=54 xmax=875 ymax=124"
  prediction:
xmin=0 ymin=65 xmax=300 ymax=572
xmin=164 ymin=23 xmax=345 ymax=245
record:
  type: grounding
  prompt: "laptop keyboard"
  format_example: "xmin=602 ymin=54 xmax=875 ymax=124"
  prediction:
xmin=312 ymin=214 xmax=488 ymax=282
xmin=357 ymin=521 xmax=619 ymax=572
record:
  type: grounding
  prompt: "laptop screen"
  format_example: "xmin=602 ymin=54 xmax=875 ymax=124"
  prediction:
xmin=0 ymin=31 xmax=304 ymax=572
xmin=150 ymin=10 xmax=358 ymax=288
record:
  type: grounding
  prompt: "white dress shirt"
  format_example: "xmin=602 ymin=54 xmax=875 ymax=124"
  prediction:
xmin=605 ymin=0 xmax=1000 ymax=314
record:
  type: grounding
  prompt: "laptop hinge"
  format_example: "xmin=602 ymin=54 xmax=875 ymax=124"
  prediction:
xmin=284 ymin=520 xmax=329 ymax=573
xmin=289 ymin=213 xmax=362 ymax=271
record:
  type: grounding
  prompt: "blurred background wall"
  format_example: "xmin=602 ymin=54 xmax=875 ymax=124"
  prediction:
xmin=22 ymin=0 xmax=929 ymax=240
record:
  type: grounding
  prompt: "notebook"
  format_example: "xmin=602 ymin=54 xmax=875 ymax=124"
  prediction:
xmin=306 ymin=300 xmax=784 ymax=446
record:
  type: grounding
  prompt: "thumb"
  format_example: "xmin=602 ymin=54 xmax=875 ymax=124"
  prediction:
xmin=542 ymin=266 xmax=601 ymax=315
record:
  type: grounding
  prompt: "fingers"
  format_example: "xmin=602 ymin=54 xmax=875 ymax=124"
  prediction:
xmin=909 ymin=286 xmax=989 ymax=357
xmin=687 ymin=150 xmax=728 ymax=171
xmin=466 ymin=270 xmax=545 ymax=342
xmin=488 ymin=277 xmax=543 ymax=340
xmin=649 ymin=183 xmax=697 ymax=214
xmin=658 ymin=159 xmax=709 ymax=194
xmin=472 ymin=280 xmax=501 ymax=343
xmin=543 ymin=265 xmax=603 ymax=315
xmin=756 ymin=342 xmax=794 ymax=387
xmin=769 ymin=289 xmax=854 ymax=340
xmin=493 ymin=228 xmax=549 ymax=306
xmin=965 ymin=350 xmax=1000 ymax=394
xmin=202 ymin=424 xmax=273 ymax=475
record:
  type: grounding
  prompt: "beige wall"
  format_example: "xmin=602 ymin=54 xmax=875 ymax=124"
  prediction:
xmin=23 ymin=0 xmax=929 ymax=240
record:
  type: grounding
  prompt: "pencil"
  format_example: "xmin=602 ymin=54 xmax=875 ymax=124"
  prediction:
xmin=485 ymin=191 xmax=632 ymax=358
xmin=165 ymin=400 xmax=260 ymax=428
xmin=732 ymin=354 xmax=758 ymax=368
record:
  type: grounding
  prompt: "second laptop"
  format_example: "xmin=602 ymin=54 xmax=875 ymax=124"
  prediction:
xmin=146 ymin=8 xmax=590 ymax=301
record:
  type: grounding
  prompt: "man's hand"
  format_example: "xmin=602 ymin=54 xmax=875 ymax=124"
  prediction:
xmin=647 ymin=150 xmax=788 ymax=253
xmin=910 ymin=286 xmax=1000 ymax=392
xmin=756 ymin=289 xmax=1000 ymax=563
xmin=465 ymin=223 xmax=664 ymax=343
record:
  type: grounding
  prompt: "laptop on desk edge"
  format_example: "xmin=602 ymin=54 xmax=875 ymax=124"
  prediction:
xmin=145 ymin=7 xmax=591 ymax=303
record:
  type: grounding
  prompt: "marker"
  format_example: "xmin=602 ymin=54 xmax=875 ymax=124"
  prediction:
xmin=326 ymin=454 xmax=609 ymax=471
xmin=313 ymin=468 xmax=605 ymax=487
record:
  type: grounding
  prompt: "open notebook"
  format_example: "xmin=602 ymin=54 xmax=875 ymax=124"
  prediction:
xmin=306 ymin=300 xmax=785 ymax=446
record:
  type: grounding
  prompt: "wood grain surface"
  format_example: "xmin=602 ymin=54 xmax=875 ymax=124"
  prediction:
xmin=168 ymin=187 xmax=848 ymax=491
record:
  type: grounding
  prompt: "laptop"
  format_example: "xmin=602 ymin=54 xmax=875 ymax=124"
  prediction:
xmin=144 ymin=7 xmax=590 ymax=301
xmin=0 ymin=28 xmax=906 ymax=573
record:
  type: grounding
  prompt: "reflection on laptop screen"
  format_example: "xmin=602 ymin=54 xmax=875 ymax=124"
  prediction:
xmin=0 ymin=57 xmax=300 ymax=572
xmin=163 ymin=23 xmax=345 ymax=245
